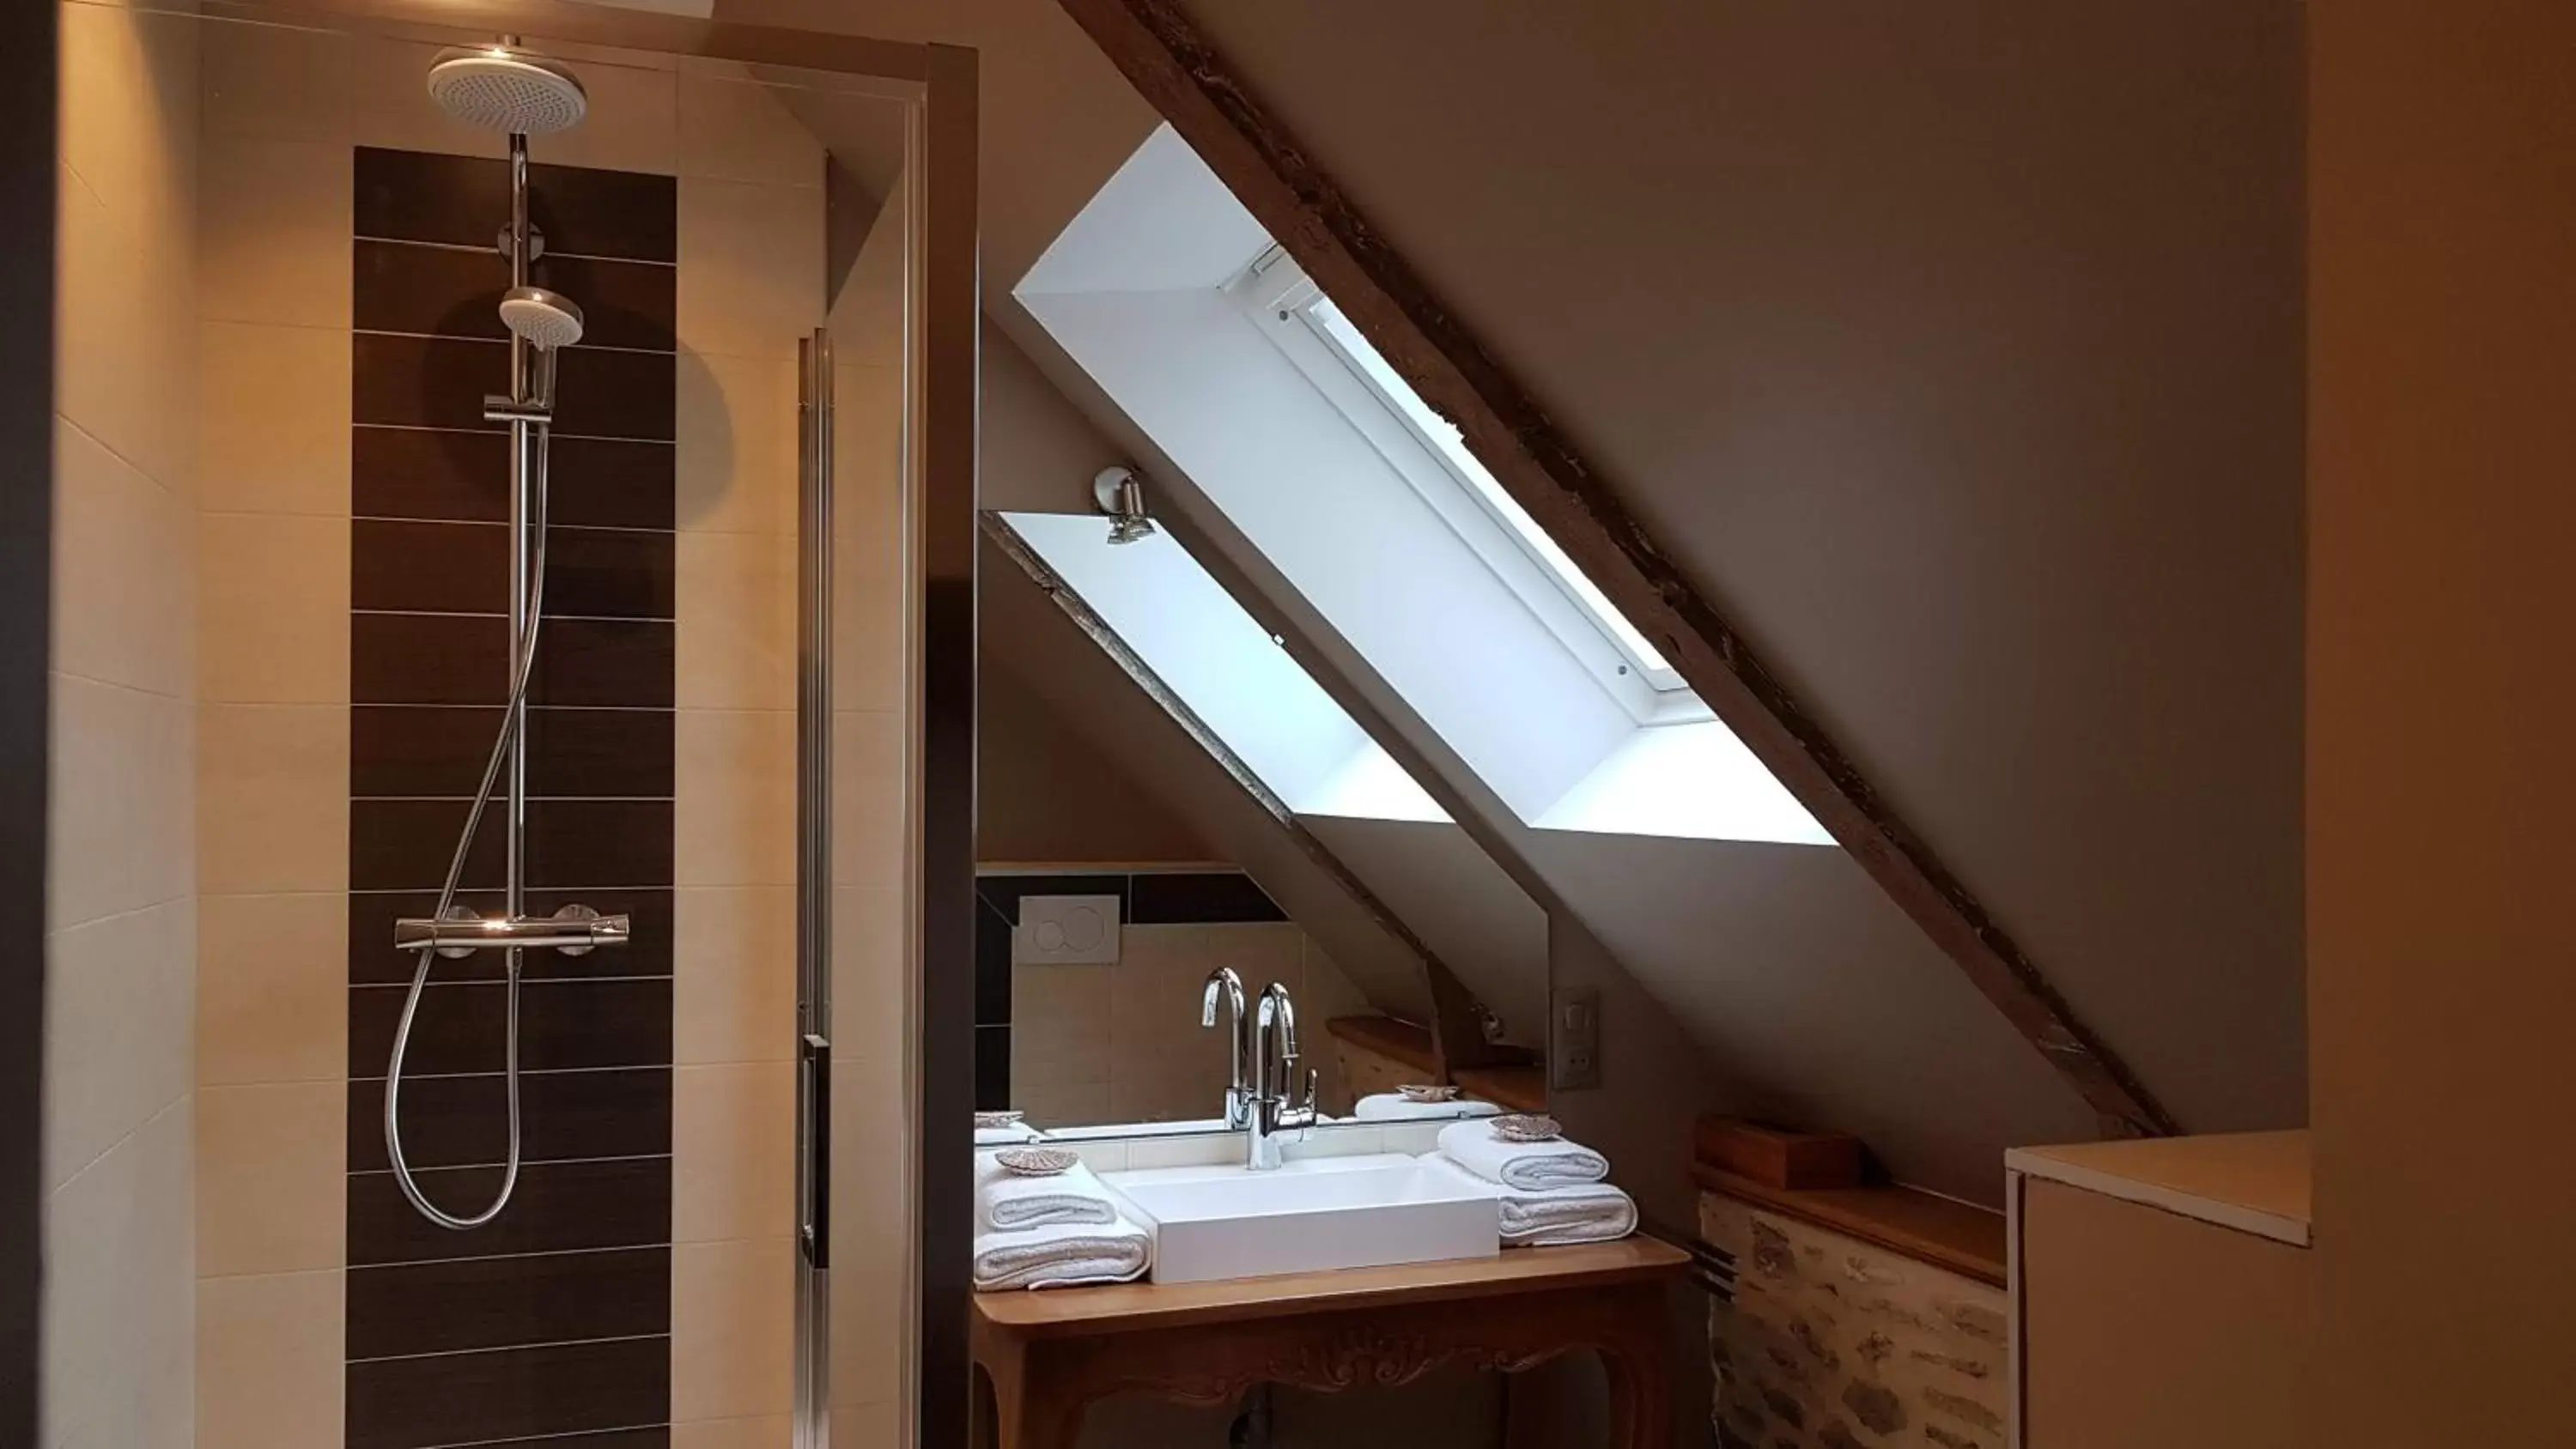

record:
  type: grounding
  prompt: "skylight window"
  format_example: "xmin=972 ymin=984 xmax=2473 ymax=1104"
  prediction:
xmin=1301 ymin=295 xmax=1680 ymax=688
xmin=1232 ymin=251 xmax=1698 ymax=720
xmin=999 ymin=512 xmax=1450 ymax=827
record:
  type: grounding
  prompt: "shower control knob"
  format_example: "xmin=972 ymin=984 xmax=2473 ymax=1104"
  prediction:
xmin=552 ymin=903 xmax=607 ymax=956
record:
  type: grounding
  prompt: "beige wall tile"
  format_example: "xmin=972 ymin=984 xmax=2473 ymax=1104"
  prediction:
xmin=57 ymin=159 xmax=198 ymax=501
xmin=43 ymin=1098 xmax=194 ymax=1449
xmin=198 ymin=703 xmax=348 ymax=896
xmin=676 ymin=709 xmax=797 ymax=888
xmin=672 ymin=1062 xmax=794 ymax=1243
xmin=826 ymin=1398 xmax=903 ymax=1449
xmin=45 ymin=900 xmax=195 ymax=1193
xmin=197 ymin=1081 xmax=343 ymax=1276
xmin=200 ymin=139 xmax=349 ymax=330
xmin=1012 ymin=963 xmax=1113 ymax=1088
xmin=674 ymin=884 xmax=795 ymax=1064
xmin=49 ymin=674 xmax=193 ymax=929
xmin=335 ymin=35 xmax=505 ymax=161
xmin=677 ymin=64 xmax=824 ymax=188
xmin=672 ymin=1238 xmax=797 ymax=1423
xmin=827 ymin=880 xmax=904 ymax=1064
xmin=196 ymin=1269 xmax=342 ymax=1449
xmin=197 ymin=892 xmax=346 ymax=1087
xmin=829 ymin=708 xmax=903 ymax=886
xmin=200 ymin=321 xmax=350 ymax=517
xmin=53 ymin=416 xmax=193 ymax=697
xmin=203 ymin=20 xmax=355 ymax=144
xmin=676 ymin=530 xmax=797 ymax=710
xmin=198 ymin=511 xmax=349 ymax=704
xmin=675 ymin=350 xmax=799 ymax=537
xmin=674 ymin=1416 xmax=795 ymax=1449
xmin=58 ymin=2 xmax=197 ymax=239
xmin=678 ymin=176 xmax=824 ymax=361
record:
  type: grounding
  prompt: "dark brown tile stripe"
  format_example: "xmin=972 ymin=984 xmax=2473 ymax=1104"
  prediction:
xmin=355 ymin=149 xmax=678 ymax=264
xmin=346 ymin=1246 xmax=671 ymax=1361
xmin=349 ymin=147 xmax=676 ymax=1442
xmin=347 ymin=1156 xmax=671 ymax=1268
xmin=350 ymin=613 xmax=672 ymax=708
xmin=352 ymin=706 xmax=675 ymax=800
xmin=349 ymin=979 xmax=673 ymax=1079
xmin=353 ymin=334 xmax=676 ymax=441
xmin=1128 ymin=870 xmax=1287 ymax=924
xmin=348 ymin=1067 xmax=671 ymax=1173
xmin=343 ymin=1332 xmax=670 ymax=1449
xmin=354 ymin=239 xmax=677 ymax=353
xmin=349 ymin=888 xmax=675 ymax=985
xmin=350 ymin=798 xmax=674 ymax=892
xmin=354 ymin=428 xmax=675 ymax=531
xmin=351 ymin=519 xmax=676 ymax=619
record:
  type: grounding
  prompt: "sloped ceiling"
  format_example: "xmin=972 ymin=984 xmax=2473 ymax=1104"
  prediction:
xmin=1159 ymin=0 xmax=2310 ymax=1152
xmin=730 ymin=0 xmax=2307 ymax=1203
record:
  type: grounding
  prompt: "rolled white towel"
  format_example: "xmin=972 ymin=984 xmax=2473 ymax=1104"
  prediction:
xmin=1422 ymin=1154 xmax=1636 ymax=1247
xmin=975 ymin=1152 xmax=1118 ymax=1233
xmin=1354 ymin=1093 xmax=1504 ymax=1122
xmin=1436 ymin=1119 xmax=1609 ymax=1191
xmin=971 ymin=1219 xmax=1151 ymax=1291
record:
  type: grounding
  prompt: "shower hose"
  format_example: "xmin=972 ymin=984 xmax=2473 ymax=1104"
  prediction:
xmin=382 ymin=421 xmax=552 ymax=1230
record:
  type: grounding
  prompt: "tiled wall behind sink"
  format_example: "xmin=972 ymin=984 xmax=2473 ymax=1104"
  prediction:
xmin=187 ymin=20 xmax=882 ymax=1448
xmin=977 ymin=871 xmax=1377 ymax=1127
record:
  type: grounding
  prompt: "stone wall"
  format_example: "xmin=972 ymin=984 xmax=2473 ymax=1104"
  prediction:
xmin=1700 ymin=1193 xmax=2009 ymax=1449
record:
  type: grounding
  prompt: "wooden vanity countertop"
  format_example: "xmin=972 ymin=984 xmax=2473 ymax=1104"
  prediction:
xmin=974 ymin=1237 xmax=1692 ymax=1339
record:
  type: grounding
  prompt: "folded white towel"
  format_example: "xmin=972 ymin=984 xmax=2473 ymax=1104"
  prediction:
xmin=1354 ymin=1093 xmax=1504 ymax=1122
xmin=1436 ymin=1119 xmax=1610 ymax=1191
xmin=971 ymin=1219 xmax=1151 ymax=1291
xmin=1422 ymin=1154 xmax=1636 ymax=1246
xmin=975 ymin=1151 xmax=1118 ymax=1233
xmin=975 ymin=1123 xmax=1042 ymax=1145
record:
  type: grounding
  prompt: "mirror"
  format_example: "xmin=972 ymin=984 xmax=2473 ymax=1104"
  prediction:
xmin=971 ymin=503 xmax=1551 ymax=1145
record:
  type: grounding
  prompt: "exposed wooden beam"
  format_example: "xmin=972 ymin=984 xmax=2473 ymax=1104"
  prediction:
xmin=1054 ymin=0 xmax=2174 ymax=1138
xmin=981 ymin=512 xmax=1521 ymax=1075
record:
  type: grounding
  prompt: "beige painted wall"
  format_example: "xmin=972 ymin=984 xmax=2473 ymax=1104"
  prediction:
xmin=47 ymin=5 xmax=201 ymax=1446
xmin=2018 ymin=1179 xmax=2311 ymax=1447
xmin=979 ymin=661 xmax=1215 ymax=867
xmin=2307 ymin=1 xmax=2576 ymax=1440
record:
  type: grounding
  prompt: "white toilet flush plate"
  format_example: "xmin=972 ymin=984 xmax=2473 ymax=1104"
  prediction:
xmin=1012 ymin=893 xmax=1122 ymax=966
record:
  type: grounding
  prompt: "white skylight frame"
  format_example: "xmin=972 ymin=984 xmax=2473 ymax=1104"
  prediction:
xmin=1000 ymin=512 xmax=1451 ymax=828
xmin=1233 ymin=248 xmax=1707 ymax=725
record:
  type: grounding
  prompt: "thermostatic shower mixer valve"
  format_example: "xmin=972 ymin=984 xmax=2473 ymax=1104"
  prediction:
xmin=392 ymin=902 xmax=633 ymax=958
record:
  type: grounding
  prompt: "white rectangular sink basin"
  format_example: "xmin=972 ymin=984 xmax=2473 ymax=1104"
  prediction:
xmin=1102 ymin=1152 xmax=1500 ymax=1285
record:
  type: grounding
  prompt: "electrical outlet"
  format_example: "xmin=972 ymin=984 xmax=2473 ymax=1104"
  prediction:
xmin=1550 ymin=986 xmax=1601 ymax=1091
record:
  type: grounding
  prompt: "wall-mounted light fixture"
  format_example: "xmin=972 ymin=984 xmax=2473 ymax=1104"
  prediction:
xmin=1094 ymin=465 xmax=1157 ymax=546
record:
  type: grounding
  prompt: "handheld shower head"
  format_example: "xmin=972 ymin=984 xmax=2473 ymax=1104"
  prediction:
xmin=427 ymin=45 xmax=588 ymax=136
xmin=500 ymin=286 xmax=585 ymax=351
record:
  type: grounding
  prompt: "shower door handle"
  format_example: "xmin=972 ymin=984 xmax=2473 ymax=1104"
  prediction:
xmin=799 ymin=1032 xmax=830 ymax=1270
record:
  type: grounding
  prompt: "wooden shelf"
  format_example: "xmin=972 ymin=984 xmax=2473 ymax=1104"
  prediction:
xmin=1692 ymin=1164 xmax=2008 ymax=1288
xmin=1324 ymin=1015 xmax=1436 ymax=1073
xmin=1451 ymin=1065 xmax=1546 ymax=1114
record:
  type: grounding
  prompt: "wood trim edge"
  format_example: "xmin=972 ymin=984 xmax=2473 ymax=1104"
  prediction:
xmin=1053 ymin=0 xmax=2173 ymax=1140
xmin=1694 ymin=1164 xmax=2008 ymax=1288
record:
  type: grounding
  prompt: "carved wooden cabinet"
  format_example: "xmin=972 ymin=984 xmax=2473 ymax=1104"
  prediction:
xmin=971 ymin=1239 xmax=1690 ymax=1448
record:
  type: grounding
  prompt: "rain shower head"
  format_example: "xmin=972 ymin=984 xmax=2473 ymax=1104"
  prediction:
xmin=500 ymin=286 xmax=586 ymax=350
xmin=427 ymin=45 xmax=589 ymax=135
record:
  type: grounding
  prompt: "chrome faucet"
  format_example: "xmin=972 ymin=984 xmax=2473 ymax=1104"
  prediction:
xmin=1200 ymin=967 xmax=1253 ymax=1130
xmin=1248 ymin=981 xmax=1318 ymax=1171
